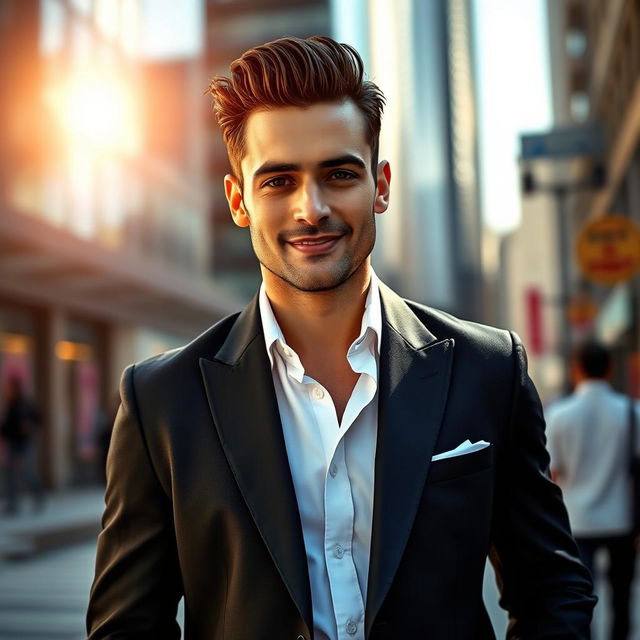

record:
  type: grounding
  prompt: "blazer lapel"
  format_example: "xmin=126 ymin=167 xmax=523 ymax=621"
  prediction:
xmin=199 ymin=297 xmax=312 ymax=631
xmin=365 ymin=285 xmax=454 ymax=635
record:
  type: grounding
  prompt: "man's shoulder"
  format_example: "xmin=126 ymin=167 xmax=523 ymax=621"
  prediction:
xmin=126 ymin=310 xmax=243 ymax=389
xmin=400 ymin=297 xmax=516 ymax=358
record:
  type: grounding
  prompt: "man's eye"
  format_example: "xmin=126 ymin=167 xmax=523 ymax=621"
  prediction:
xmin=330 ymin=170 xmax=356 ymax=180
xmin=262 ymin=176 xmax=291 ymax=188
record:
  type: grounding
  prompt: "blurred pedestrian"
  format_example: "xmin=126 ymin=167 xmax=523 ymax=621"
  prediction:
xmin=547 ymin=340 xmax=638 ymax=640
xmin=0 ymin=376 xmax=45 ymax=515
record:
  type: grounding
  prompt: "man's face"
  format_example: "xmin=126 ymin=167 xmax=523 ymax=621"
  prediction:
xmin=224 ymin=100 xmax=390 ymax=293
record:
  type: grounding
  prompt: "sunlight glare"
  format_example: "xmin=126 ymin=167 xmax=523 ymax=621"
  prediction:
xmin=47 ymin=73 xmax=140 ymax=154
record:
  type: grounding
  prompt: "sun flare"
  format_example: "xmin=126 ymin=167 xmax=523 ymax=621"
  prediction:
xmin=46 ymin=72 xmax=140 ymax=154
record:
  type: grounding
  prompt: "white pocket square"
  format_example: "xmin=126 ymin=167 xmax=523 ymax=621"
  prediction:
xmin=431 ymin=439 xmax=490 ymax=462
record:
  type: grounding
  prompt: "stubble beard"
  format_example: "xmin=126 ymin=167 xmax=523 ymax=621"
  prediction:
xmin=248 ymin=214 xmax=377 ymax=293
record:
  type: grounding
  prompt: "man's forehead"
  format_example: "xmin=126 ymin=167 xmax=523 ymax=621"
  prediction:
xmin=241 ymin=100 xmax=370 ymax=174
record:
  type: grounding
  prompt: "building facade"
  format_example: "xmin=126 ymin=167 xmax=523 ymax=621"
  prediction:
xmin=549 ymin=0 xmax=640 ymax=394
xmin=505 ymin=0 xmax=640 ymax=401
xmin=0 ymin=0 xmax=240 ymax=489
xmin=334 ymin=0 xmax=483 ymax=319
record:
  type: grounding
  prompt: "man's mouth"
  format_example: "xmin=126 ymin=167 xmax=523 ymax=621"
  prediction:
xmin=287 ymin=235 xmax=343 ymax=254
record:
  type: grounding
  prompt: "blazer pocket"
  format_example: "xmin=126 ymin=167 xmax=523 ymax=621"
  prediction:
xmin=427 ymin=444 xmax=493 ymax=485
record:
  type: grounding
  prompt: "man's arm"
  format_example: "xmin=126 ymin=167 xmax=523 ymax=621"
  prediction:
xmin=489 ymin=334 xmax=595 ymax=639
xmin=87 ymin=364 xmax=182 ymax=640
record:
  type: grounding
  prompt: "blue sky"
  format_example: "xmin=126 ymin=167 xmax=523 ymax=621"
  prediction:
xmin=140 ymin=0 xmax=203 ymax=59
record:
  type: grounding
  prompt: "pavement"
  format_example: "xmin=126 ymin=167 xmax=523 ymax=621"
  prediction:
xmin=0 ymin=540 xmax=97 ymax=639
xmin=0 ymin=487 xmax=104 ymax=561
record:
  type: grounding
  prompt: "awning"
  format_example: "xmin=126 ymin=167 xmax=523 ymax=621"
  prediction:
xmin=0 ymin=206 xmax=244 ymax=337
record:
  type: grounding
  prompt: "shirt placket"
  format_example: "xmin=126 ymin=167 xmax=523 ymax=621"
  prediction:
xmin=323 ymin=438 xmax=365 ymax=640
xmin=307 ymin=378 xmax=367 ymax=640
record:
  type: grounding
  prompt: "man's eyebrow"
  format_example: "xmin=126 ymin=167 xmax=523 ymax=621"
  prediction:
xmin=252 ymin=154 xmax=367 ymax=180
xmin=253 ymin=162 xmax=299 ymax=179
xmin=318 ymin=154 xmax=367 ymax=170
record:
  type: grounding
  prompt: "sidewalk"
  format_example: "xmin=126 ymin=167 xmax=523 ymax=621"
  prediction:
xmin=0 ymin=487 xmax=104 ymax=560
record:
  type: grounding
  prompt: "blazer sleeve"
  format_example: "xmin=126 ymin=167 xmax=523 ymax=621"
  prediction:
xmin=488 ymin=333 xmax=596 ymax=639
xmin=87 ymin=364 xmax=182 ymax=640
xmin=544 ymin=404 xmax=565 ymax=477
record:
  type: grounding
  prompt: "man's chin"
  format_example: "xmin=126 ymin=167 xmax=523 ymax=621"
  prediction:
xmin=290 ymin=280 xmax=347 ymax=293
xmin=282 ymin=273 xmax=350 ymax=293
xmin=264 ymin=263 xmax=354 ymax=293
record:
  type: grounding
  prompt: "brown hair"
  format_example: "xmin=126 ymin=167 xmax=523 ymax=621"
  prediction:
xmin=206 ymin=35 xmax=385 ymax=184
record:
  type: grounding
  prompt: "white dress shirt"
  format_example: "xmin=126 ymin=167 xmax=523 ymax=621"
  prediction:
xmin=546 ymin=380 xmax=639 ymax=536
xmin=259 ymin=273 xmax=381 ymax=640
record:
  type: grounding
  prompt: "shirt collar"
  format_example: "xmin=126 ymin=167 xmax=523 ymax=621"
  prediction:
xmin=258 ymin=270 xmax=382 ymax=372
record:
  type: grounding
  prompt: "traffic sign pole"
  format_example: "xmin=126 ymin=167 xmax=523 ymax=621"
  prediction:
xmin=555 ymin=186 xmax=573 ymax=393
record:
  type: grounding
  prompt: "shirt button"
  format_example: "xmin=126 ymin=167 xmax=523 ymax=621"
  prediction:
xmin=334 ymin=544 xmax=345 ymax=559
xmin=329 ymin=464 xmax=338 ymax=477
xmin=313 ymin=387 xmax=324 ymax=400
xmin=345 ymin=620 xmax=358 ymax=635
xmin=283 ymin=347 xmax=293 ymax=358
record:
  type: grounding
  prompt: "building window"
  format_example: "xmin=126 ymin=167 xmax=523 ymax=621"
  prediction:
xmin=570 ymin=91 xmax=590 ymax=122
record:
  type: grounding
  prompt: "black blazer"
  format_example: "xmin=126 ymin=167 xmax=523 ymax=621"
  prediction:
xmin=87 ymin=284 xmax=595 ymax=639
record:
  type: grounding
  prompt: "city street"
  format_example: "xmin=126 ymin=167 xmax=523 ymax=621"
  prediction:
xmin=1 ymin=0 xmax=639 ymax=638
xmin=0 ymin=536 xmax=189 ymax=640
xmin=0 ymin=541 xmax=94 ymax=639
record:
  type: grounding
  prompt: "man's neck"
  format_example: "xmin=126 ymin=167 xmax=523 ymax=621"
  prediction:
xmin=262 ymin=264 xmax=371 ymax=361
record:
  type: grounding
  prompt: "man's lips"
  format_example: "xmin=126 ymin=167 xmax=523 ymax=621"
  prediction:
xmin=287 ymin=235 xmax=343 ymax=254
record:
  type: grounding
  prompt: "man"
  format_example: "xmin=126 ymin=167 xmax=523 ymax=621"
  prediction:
xmin=1 ymin=376 xmax=44 ymax=514
xmin=87 ymin=36 xmax=595 ymax=639
xmin=546 ymin=341 xmax=637 ymax=640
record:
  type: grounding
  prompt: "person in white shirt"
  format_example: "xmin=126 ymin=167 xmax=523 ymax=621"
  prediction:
xmin=547 ymin=340 xmax=638 ymax=640
xmin=88 ymin=35 xmax=595 ymax=640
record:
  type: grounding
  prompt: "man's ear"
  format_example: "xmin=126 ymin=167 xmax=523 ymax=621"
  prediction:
xmin=374 ymin=160 xmax=391 ymax=214
xmin=224 ymin=174 xmax=250 ymax=227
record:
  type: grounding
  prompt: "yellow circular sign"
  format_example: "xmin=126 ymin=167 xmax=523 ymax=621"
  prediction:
xmin=575 ymin=214 xmax=640 ymax=285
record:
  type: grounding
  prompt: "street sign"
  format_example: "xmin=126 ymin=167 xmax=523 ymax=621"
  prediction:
xmin=575 ymin=215 xmax=640 ymax=285
xmin=520 ymin=125 xmax=603 ymax=159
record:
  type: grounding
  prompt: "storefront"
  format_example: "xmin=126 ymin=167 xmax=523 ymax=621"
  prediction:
xmin=0 ymin=299 xmax=112 ymax=489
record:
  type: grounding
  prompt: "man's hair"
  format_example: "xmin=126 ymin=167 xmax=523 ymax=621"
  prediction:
xmin=573 ymin=340 xmax=611 ymax=378
xmin=206 ymin=35 xmax=385 ymax=184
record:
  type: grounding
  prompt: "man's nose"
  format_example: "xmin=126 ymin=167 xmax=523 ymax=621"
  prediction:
xmin=292 ymin=181 xmax=331 ymax=225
